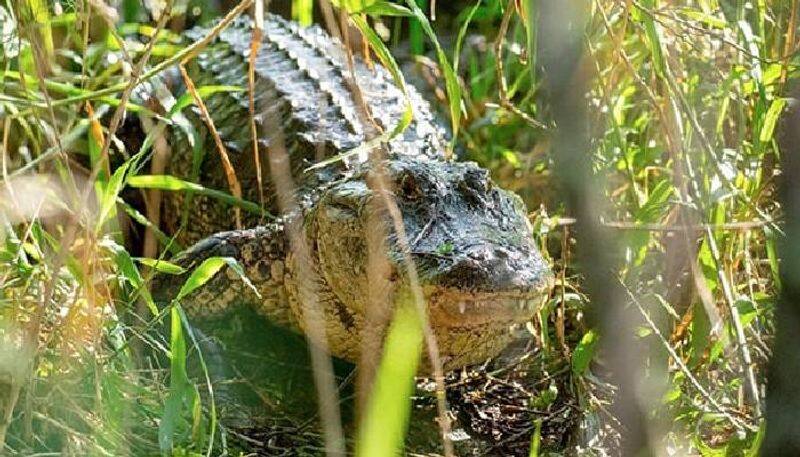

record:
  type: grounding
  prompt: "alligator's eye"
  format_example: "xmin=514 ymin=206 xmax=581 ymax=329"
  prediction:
xmin=459 ymin=169 xmax=492 ymax=207
xmin=398 ymin=171 xmax=423 ymax=200
xmin=461 ymin=168 xmax=491 ymax=194
xmin=326 ymin=185 xmax=366 ymax=211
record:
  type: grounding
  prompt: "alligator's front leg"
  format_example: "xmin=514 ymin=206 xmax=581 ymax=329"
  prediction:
xmin=154 ymin=223 xmax=296 ymax=328
xmin=151 ymin=223 xmax=329 ymax=424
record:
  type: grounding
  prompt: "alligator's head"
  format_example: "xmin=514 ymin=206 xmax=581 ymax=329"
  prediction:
xmin=306 ymin=156 xmax=553 ymax=370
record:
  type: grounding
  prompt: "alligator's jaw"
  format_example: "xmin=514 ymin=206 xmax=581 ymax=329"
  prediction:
xmin=423 ymin=280 xmax=553 ymax=370
xmin=425 ymin=285 xmax=553 ymax=327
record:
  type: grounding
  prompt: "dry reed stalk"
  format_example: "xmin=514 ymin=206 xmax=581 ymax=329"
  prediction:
xmin=316 ymin=3 xmax=453 ymax=453
xmin=261 ymin=108 xmax=346 ymax=456
xmin=704 ymin=227 xmax=762 ymax=416
xmin=177 ymin=64 xmax=242 ymax=229
xmin=141 ymin=116 xmax=171 ymax=260
xmin=357 ymin=181 xmax=393 ymax=414
xmin=371 ymin=164 xmax=454 ymax=456
xmin=248 ymin=0 xmax=266 ymax=208
xmin=539 ymin=0 xmax=653 ymax=452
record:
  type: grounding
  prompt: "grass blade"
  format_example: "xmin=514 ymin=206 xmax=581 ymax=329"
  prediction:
xmin=529 ymin=419 xmax=542 ymax=457
xmin=760 ymin=98 xmax=787 ymax=143
xmin=127 ymin=175 xmax=269 ymax=217
xmin=356 ymin=301 xmax=424 ymax=456
xmin=404 ymin=0 xmax=462 ymax=154
xmin=159 ymin=305 xmax=198 ymax=453
xmin=356 ymin=2 xmax=413 ymax=16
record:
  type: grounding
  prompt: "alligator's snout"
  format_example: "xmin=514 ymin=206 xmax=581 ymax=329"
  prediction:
xmin=417 ymin=240 xmax=552 ymax=328
xmin=427 ymin=244 xmax=546 ymax=294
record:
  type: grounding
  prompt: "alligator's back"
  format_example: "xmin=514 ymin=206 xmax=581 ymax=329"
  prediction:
xmin=164 ymin=14 xmax=447 ymax=243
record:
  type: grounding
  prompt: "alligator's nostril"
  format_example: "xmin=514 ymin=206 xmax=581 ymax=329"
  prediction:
xmin=425 ymin=243 xmax=545 ymax=293
xmin=435 ymin=257 xmax=490 ymax=289
xmin=452 ymin=258 xmax=483 ymax=275
xmin=466 ymin=245 xmax=492 ymax=261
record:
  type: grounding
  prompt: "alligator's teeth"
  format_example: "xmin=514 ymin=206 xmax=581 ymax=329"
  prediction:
xmin=459 ymin=302 xmax=466 ymax=314
xmin=518 ymin=299 xmax=526 ymax=310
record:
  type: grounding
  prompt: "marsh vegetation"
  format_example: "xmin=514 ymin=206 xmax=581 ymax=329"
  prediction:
xmin=0 ymin=0 xmax=795 ymax=455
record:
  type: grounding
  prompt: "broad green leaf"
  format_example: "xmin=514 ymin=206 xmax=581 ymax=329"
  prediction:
xmin=27 ymin=0 xmax=54 ymax=55
xmin=174 ymin=256 xmax=260 ymax=303
xmin=291 ymin=0 xmax=314 ymax=25
xmin=95 ymin=161 xmax=130 ymax=234
xmin=408 ymin=0 xmax=426 ymax=55
xmin=697 ymin=239 xmax=719 ymax=293
xmin=127 ymin=175 xmax=267 ymax=216
xmin=453 ymin=0 xmax=482 ymax=74
xmin=694 ymin=416 xmax=763 ymax=456
xmin=735 ymin=298 xmax=758 ymax=328
xmin=762 ymin=64 xmax=784 ymax=86
xmin=356 ymin=298 xmax=423 ymax=456
xmin=662 ymin=375 xmax=682 ymax=403
xmin=571 ymin=329 xmax=598 ymax=376
xmin=694 ymin=432 xmax=727 ymax=457
xmin=501 ymin=149 xmax=521 ymax=169
xmin=349 ymin=13 xmax=409 ymax=97
xmin=104 ymin=239 xmax=158 ymax=316
xmin=634 ymin=179 xmax=674 ymax=223
xmin=168 ymin=85 xmax=245 ymax=118
xmin=178 ymin=309 xmax=218 ymax=454
xmin=636 ymin=0 xmax=666 ymax=77
xmin=531 ymin=383 xmax=558 ymax=409
xmin=159 ymin=305 xmax=198 ymax=453
xmin=356 ymin=2 xmax=413 ymax=16
xmin=765 ymin=227 xmax=781 ymax=289
xmin=538 ymin=299 xmax=551 ymax=351
xmin=135 ymin=257 xmax=187 ymax=275
xmin=529 ymin=419 xmax=542 ymax=457
xmin=759 ymin=97 xmax=786 ymax=143
xmin=746 ymin=423 xmax=765 ymax=457
xmin=175 ymin=257 xmax=229 ymax=302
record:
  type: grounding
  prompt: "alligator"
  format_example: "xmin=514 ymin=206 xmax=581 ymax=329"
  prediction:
xmin=148 ymin=13 xmax=553 ymax=372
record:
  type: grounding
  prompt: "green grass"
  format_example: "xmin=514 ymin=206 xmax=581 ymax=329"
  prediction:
xmin=0 ymin=0 xmax=794 ymax=455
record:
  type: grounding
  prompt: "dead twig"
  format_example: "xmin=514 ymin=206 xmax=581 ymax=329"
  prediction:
xmin=262 ymin=109 xmax=346 ymax=456
xmin=602 ymin=219 xmax=773 ymax=232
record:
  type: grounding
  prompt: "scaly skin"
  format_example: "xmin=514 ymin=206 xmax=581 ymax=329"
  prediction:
xmin=151 ymin=14 xmax=553 ymax=371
